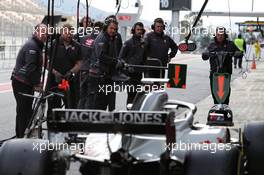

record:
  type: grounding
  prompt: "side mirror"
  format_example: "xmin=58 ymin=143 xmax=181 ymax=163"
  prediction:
xmin=178 ymin=42 xmax=197 ymax=52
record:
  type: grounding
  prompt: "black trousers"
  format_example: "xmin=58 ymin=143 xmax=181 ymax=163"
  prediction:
xmin=210 ymin=75 xmax=231 ymax=105
xmin=234 ymin=55 xmax=243 ymax=68
xmin=78 ymin=72 xmax=100 ymax=109
xmin=126 ymin=75 xmax=142 ymax=104
xmin=94 ymin=78 xmax=116 ymax=111
xmin=73 ymin=72 xmax=80 ymax=108
xmin=47 ymin=79 xmax=77 ymax=119
xmin=78 ymin=71 xmax=89 ymax=109
xmin=12 ymin=79 xmax=34 ymax=138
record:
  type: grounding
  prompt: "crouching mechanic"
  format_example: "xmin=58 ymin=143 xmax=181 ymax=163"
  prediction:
xmin=11 ymin=23 xmax=47 ymax=138
xmin=47 ymin=24 xmax=81 ymax=117
xmin=202 ymin=27 xmax=239 ymax=105
xmin=88 ymin=17 xmax=124 ymax=111
xmin=119 ymin=22 xmax=146 ymax=104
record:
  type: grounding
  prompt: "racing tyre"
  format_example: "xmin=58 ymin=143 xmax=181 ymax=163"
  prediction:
xmin=243 ymin=122 xmax=264 ymax=175
xmin=0 ymin=138 xmax=66 ymax=175
xmin=183 ymin=144 xmax=240 ymax=175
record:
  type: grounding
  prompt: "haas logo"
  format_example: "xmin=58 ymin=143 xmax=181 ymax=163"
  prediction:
xmin=160 ymin=0 xmax=169 ymax=8
xmin=85 ymin=38 xmax=94 ymax=47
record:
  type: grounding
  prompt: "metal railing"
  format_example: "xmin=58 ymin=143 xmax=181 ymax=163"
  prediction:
xmin=0 ymin=44 xmax=23 ymax=69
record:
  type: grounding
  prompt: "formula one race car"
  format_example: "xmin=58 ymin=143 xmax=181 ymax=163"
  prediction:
xmin=0 ymin=59 xmax=264 ymax=175
xmin=0 ymin=91 xmax=264 ymax=175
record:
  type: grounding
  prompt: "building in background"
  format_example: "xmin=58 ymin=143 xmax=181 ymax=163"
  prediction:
xmin=0 ymin=0 xmax=46 ymax=69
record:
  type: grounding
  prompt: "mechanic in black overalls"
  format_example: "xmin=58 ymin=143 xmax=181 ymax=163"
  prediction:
xmin=11 ymin=24 xmax=47 ymax=138
xmin=119 ymin=22 xmax=146 ymax=104
xmin=105 ymin=15 xmax=123 ymax=56
xmin=202 ymin=27 xmax=239 ymax=105
xmin=88 ymin=17 xmax=124 ymax=111
xmin=73 ymin=17 xmax=93 ymax=107
xmin=78 ymin=21 xmax=104 ymax=109
xmin=144 ymin=18 xmax=178 ymax=78
xmin=47 ymin=24 xmax=81 ymax=117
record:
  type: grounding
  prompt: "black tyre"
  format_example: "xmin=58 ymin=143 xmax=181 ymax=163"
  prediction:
xmin=0 ymin=138 xmax=66 ymax=175
xmin=183 ymin=144 xmax=240 ymax=175
xmin=243 ymin=122 xmax=264 ymax=175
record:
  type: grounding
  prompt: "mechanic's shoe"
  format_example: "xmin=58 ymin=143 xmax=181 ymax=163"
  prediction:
xmin=207 ymin=104 xmax=234 ymax=126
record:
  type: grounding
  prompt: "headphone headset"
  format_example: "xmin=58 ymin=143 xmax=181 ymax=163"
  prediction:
xmin=131 ymin=22 xmax=145 ymax=35
xmin=214 ymin=26 xmax=228 ymax=41
xmin=151 ymin=18 xmax=165 ymax=30
xmin=103 ymin=17 xmax=118 ymax=31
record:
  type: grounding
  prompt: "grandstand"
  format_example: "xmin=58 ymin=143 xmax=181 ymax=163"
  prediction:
xmin=0 ymin=0 xmax=45 ymax=36
xmin=0 ymin=0 xmax=46 ymax=69
xmin=0 ymin=0 xmax=107 ymax=69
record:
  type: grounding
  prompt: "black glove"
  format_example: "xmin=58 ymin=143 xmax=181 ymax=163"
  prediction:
xmin=128 ymin=67 xmax=135 ymax=73
xmin=53 ymin=70 xmax=63 ymax=83
xmin=168 ymin=54 xmax=174 ymax=63
xmin=115 ymin=59 xmax=126 ymax=69
xmin=202 ymin=52 xmax=210 ymax=60
xmin=64 ymin=71 xmax=75 ymax=80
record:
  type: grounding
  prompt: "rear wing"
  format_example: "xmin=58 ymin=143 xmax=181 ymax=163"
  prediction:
xmin=48 ymin=109 xmax=175 ymax=135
